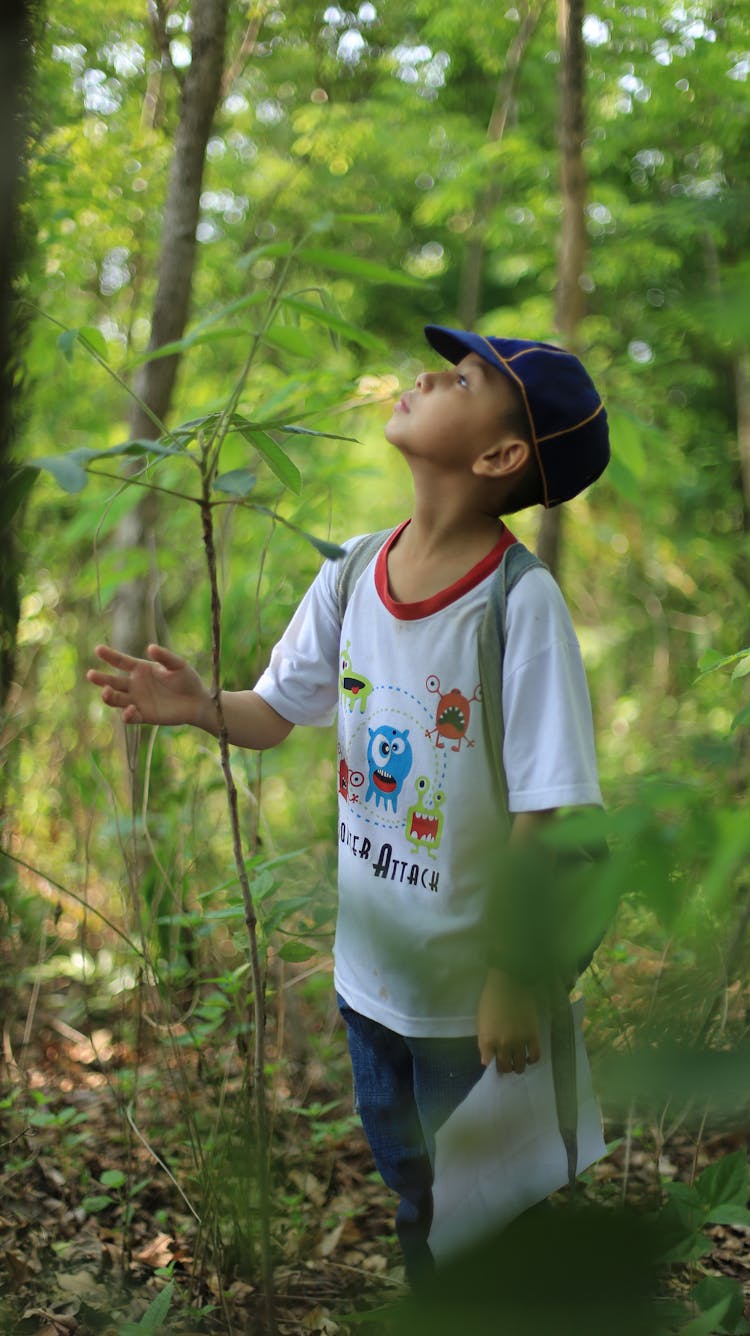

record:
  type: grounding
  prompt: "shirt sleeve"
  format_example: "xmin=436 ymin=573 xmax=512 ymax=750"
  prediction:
xmin=502 ymin=567 xmax=603 ymax=812
xmin=253 ymin=537 xmax=364 ymax=727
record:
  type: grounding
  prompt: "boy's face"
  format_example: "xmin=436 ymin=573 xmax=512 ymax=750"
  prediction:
xmin=384 ymin=353 xmax=522 ymax=474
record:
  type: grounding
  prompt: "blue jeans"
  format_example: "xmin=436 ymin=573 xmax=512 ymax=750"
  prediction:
xmin=337 ymin=994 xmax=484 ymax=1285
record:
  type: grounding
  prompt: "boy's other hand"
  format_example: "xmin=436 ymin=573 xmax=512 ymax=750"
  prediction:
xmin=477 ymin=967 xmax=541 ymax=1074
xmin=87 ymin=643 xmax=213 ymax=729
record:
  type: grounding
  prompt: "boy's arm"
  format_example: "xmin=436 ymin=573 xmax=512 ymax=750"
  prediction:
xmin=87 ymin=643 xmax=294 ymax=749
xmin=477 ymin=809 xmax=555 ymax=1075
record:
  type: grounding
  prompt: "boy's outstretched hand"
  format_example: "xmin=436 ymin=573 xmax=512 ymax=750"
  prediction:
xmin=477 ymin=967 xmax=541 ymax=1075
xmin=87 ymin=644 xmax=213 ymax=730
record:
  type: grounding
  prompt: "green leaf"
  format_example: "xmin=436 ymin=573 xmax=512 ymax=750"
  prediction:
xmin=117 ymin=1279 xmax=175 ymax=1334
xmin=295 ymin=246 xmax=426 ymax=288
xmin=695 ymin=647 xmax=750 ymax=681
xmin=29 ymin=454 xmax=89 ymax=493
xmin=697 ymin=648 xmax=727 ymax=673
xmin=730 ymin=654 xmax=750 ymax=680
xmin=124 ymin=318 xmax=264 ymax=370
xmin=664 ymin=1181 xmax=702 ymax=1208
xmin=679 ymin=1295 xmax=735 ymax=1336
xmin=297 ymin=530 xmax=346 ymax=560
xmin=111 ymin=438 xmax=191 ymax=460
xmin=56 ymin=326 xmax=108 ymax=362
xmin=100 ymin=1169 xmax=127 ymax=1189
xmin=277 ymin=941 xmax=317 ymax=963
xmin=731 ymin=702 xmax=750 ymax=732
xmin=654 ymin=1198 xmax=711 ymax=1263
xmin=692 ymin=1275 xmax=750 ymax=1334
xmin=213 ymin=469 xmax=256 ymax=498
xmin=242 ymin=429 xmax=302 ymax=494
xmin=57 ymin=329 xmax=78 ymax=362
xmin=697 ymin=1150 xmax=748 ymax=1210
xmin=236 ymin=239 xmax=294 ymax=270
xmin=79 ymin=326 xmax=108 ymax=360
xmin=262 ymin=325 xmax=315 ymax=358
xmin=280 ymin=296 xmax=386 ymax=352
xmin=705 ymin=1202 xmax=750 ymax=1226
xmin=277 ymin=423 xmax=358 ymax=443
xmin=81 ymin=1194 xmax=114 ymax=1213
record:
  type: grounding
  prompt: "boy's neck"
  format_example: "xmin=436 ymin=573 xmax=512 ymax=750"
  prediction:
xmin=386 ymin=493 xmax=506 ymax=604
xmin=405 ymin=475 xmax=504 ymax=552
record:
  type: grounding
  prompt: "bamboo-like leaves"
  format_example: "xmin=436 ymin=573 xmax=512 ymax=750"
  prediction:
xmin=213 ymin=469 xmax=257 ymax=498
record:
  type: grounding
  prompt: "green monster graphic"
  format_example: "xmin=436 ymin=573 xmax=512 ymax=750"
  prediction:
xmin=405 ymin=776 xmax=445 ymax=859
xmin=339 ymin=642 xmax=373 ymax=713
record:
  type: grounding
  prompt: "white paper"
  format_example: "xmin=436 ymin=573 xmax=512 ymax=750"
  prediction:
xmin=428 ymin=999 xmax=606 ymax=1262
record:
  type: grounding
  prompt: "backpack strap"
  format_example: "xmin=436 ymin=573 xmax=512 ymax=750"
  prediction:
xmin=336 ymin=528 xmax=395 ymax=626
xmin=477 ymin=540 xmax=545 ymax=822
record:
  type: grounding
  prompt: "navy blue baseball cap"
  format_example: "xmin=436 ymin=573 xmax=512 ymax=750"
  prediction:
xmin=424 ymin=325 xmax=610 ymax=507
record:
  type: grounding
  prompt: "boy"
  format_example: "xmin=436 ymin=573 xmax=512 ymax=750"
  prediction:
xmin=88 ymin=325 xmax=609 ymax=1282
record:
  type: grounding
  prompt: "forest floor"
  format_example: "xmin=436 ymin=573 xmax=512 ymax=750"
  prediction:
xmin=1 ymin=973 xmax=749 ymax=1336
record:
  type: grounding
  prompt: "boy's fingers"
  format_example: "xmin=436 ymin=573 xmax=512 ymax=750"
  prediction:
xmin=101 ymin=687 xmax=133 ymax=709
xmin=496 ymin=1045 xmax=527 ymax=1074
xmin=87 ymin=670 xmax=130 ymax=692
xmin=482 ymin=1036 xmax=541 ymax=1074
xmin=94 ymin=644 xmax=137 ymax=670
xmin=147 ymin=643 xmax=183 ymax=669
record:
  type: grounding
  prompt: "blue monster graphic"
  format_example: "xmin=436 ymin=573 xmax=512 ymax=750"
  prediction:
xmin=366 ymin=726 xmax=413 ymax=812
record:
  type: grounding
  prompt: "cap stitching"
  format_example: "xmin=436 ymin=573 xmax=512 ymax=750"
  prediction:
xmin=537 ymin=401 xmax=605 ymax=444
xmin=505 ymin=345 xmax=571 ymax=362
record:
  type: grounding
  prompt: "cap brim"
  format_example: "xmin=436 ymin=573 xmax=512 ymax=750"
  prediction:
xmin=424 ymin=325 xmax=493 ymax=367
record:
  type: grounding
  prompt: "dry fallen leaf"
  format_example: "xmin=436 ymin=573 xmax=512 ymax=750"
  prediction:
xmin=316 ymin=1221 xmax=344 ymax=1258
xmin=302 ymin=1306 xmax=340 ymax=1333
xmin=135 ymin=1233 xmax=175 ymax=1268
xmin=3 ymin=1246 xmax=41 ymax=1284
xmin=21 ymin=1309 xmax=80 ymax=1334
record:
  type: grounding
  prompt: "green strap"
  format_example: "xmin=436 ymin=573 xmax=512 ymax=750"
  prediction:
xmin=337 ymin=531 xmax=580 ymax=1192
xmin=336 ymin=528 xmax=394 ymax=627
xmin=477 ymin=540 xmax=544 ymax=826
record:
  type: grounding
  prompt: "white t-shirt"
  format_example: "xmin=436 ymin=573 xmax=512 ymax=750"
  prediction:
xmin=255 ymin=523 xmax=602 ymax=1037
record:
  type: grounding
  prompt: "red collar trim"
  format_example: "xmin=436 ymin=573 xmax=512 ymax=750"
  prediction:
xmin=374 ymin=520 xmax=517 ymax=622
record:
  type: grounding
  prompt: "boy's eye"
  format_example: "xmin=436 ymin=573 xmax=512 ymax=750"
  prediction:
xmin=457 ymin=373 xmax=468 ymax=388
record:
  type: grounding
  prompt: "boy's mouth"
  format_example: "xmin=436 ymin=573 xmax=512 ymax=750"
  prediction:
xmin=397 ymin=395 xmax=410 ymax=413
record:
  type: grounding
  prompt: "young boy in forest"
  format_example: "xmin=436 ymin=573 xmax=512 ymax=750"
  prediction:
xmin=87 ymin=325 xmax=609 ymax=1282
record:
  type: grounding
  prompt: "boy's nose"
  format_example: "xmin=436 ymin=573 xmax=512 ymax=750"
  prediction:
xmin=416 ymin=370 xmax=435 ymax=391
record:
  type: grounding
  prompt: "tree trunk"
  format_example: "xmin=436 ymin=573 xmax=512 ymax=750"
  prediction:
xmin=458 ymin=1 xmax=545 ymax=329
xmin=737 ymin=352 xmax=750 ymax=528
xmin=536 ymin=0 xmax=587 ymax=577
xmin=0 ymin=0 xmax=41 ymax=710
xmin=112 ymin=0 xmax=229 ymax=655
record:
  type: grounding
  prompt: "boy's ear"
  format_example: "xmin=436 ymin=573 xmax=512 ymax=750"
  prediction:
xmin=472 ymin=437 xmax=531 ymax=480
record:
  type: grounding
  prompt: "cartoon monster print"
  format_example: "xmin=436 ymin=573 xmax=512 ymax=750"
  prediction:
xmin=339 ymin=641 xmax=373 ymax=714
xmin=338 ymin=753 xmax=364 ymax=804
xmin=405 ymin=776 xmax=445 ymax=859
xmin=425 ymin=675 xmax=482 ymax=752
xmin=365 ymin=725 xmax=413 ymax=811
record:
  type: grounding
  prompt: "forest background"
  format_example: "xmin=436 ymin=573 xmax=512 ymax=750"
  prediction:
xmin=3 ymin=0 xmax=750 ymax=1333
